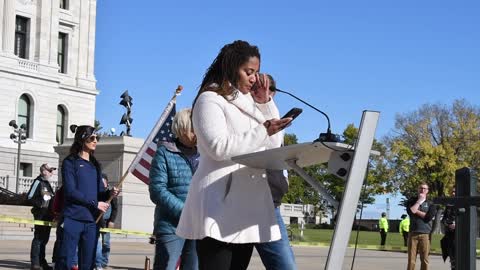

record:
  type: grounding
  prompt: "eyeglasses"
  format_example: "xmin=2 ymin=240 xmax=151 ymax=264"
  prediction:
xmin=85 ymin=135 xmax=99 ymax=143
xmin=418 ymin=187 xmax=429 ymax=190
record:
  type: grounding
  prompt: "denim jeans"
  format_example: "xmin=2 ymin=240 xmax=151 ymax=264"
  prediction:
xmin=255 ymin=207 xmax=297 ymax=270
xmin=154 ymin=233 xmax=198 ymax=270
xmin=95 ymin=232 xmax=111 ymax=267
xmin=30 ymin=224 xmax=51 ymax=266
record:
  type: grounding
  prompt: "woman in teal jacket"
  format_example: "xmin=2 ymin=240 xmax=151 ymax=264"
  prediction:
xmin=149 ymin=108 xmax=199 ymax=270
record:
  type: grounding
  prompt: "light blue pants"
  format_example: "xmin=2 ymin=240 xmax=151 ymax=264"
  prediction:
xmin=154 ymin=233 xmax=198 ymax=270
xmin=255 ymin=207 xmax=297 ymax=270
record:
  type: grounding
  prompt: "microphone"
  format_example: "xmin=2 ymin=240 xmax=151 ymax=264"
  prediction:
xmin=272 ymin=86 xmax=340 ymax=142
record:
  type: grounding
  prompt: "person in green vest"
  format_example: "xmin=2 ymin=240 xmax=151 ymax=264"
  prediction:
xmin=399 ymin=214 xmax=410 ymax=247
xmin=379 ymin=212 xmax=389 ymax=246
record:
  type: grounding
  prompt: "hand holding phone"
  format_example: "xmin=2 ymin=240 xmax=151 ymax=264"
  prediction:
xmin=282 ymin=107 xmax=303 ymax=120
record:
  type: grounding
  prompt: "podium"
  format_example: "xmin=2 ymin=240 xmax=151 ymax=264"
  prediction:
xmin=232 ymin=110 xmax=380 ymax=269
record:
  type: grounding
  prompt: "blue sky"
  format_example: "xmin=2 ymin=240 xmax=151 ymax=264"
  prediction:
xmin=94 ymin=1 xmax=479 ymax=219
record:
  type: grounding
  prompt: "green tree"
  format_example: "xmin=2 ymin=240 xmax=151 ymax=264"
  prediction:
xmin=382 ymin=99 xmax=480 ymax=230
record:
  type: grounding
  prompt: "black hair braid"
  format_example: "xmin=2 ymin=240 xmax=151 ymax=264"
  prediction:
xmin=193 ymin=40 xmax=260 ymax=109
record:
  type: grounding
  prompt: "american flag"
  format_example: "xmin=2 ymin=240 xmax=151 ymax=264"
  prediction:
xmin=130 ymin=100 xmax=176 ymax=184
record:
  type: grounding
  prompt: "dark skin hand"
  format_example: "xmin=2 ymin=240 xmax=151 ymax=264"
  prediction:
xmin=251 ymin=73 xmax=292 ymax=135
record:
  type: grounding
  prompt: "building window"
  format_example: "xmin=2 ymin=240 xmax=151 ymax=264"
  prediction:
xmin=56 ymin=105 xmax=66 ymax=144
xmin=58 ymin=32 xmax=68 ymax=73
xmin=20 ymin=163 xmax=33 ymax=177
xmin=18 ymin=94 xmax=32 ymax=138
xmin=60 ymin=0 xmax=68 ymax=9
xmin=15 ymin=16 xmax=29 ymax=59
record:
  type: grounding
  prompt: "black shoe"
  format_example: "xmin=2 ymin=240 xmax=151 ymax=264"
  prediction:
xmin=31 ymin=265 xmax=42 ymax=270
xmin=41 ymin=263 xmax=53 ymax=270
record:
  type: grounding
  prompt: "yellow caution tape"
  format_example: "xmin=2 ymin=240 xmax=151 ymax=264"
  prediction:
xmin=0 ymin=215 xmax=150 ymax=236
xmin=100 ymin=227 xmax=151 ymax=236
xmin=2 ymin=215 xmax=479 ymax=252
xmin=0 ymin=215 xmax=56 ymax=227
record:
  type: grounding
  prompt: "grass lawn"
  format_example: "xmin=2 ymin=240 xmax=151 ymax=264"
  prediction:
xmin=289 ymin=228 xmax=480 ymax=252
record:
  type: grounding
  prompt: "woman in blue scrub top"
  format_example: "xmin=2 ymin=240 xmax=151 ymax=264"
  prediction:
xmin=58 ymin=125 xmax=119 ymax=270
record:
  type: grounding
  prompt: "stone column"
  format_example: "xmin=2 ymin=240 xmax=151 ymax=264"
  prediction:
xmin=47 ymin=0 xmax=59 ymax=66
xmin=35 ymin=0 xmax=52 ymax=64
xmin=2 ymin=0 xmax=15 ymax=54
xmin=86 ymin=0 xmax=97 ymax=80
xmin=0 ymin=0 xmax=5 ymax=52
xmin=76 ymin=0 xmax=89 ymax=81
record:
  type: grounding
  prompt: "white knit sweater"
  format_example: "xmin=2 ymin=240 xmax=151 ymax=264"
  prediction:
xmin=176 ymin=90 xmax=283 ymax=243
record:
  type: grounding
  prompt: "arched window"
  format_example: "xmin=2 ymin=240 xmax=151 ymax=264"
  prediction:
xmin=18 ymin=94 xmax=31 ymax=138
xmin=56 ymin=105 xmax=66 ymax=144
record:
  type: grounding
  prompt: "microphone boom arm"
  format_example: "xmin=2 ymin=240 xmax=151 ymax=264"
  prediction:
xmin=275 ymin=88 xmax=332 ymax=134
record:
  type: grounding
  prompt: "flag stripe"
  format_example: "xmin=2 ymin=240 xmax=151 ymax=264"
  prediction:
xmin=146 ymin=147 xmax=156 ymax=157
xmin=132 ymin=169 xmax=149 ymax=184
xmin=139 ymin=158 xmax=151 ymax=170
xmin=129 ymin=101 xmax=176 ymax=184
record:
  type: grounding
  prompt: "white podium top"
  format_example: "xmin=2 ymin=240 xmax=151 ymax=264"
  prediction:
xmin=231 ymin=141 xmax=352 ymax=170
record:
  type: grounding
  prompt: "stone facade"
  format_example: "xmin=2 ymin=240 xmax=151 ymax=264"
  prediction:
xmin=0 ymin=0 xmax=98 ymax=188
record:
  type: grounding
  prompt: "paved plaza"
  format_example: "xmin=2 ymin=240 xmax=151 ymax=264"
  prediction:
xmin=1 ymin=240 xmax=478 ymax=270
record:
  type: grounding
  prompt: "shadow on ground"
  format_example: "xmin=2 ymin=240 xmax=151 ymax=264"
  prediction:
xmin=0 ymin=259 xmax=30 ymax=269
xmin=108 ymin=266 xmax=144 ymax=270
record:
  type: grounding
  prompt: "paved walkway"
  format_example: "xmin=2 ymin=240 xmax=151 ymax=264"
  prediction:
xmin=1 ymin=240 xmax=478 ymax=270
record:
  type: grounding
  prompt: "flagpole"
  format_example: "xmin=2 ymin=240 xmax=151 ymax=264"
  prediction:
xmin=96 ymin=85 xmax=183 ymax=224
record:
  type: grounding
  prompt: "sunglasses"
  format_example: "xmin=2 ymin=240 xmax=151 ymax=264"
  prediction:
xmin=85 ymin=135 xmax=100 ymax=143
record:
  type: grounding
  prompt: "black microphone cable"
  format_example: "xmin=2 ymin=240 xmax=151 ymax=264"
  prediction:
xmin=273 ymin=87 xmax=340 ymax=143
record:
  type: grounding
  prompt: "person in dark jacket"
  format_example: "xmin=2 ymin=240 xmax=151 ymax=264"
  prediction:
xmin=27 ymin=163 xmax=56 ymax=270
xmin=406 ymin=182 xmax=437 ymax=270
xmin=149 ymin=108 xmax=199 ymax=270
xmin=95 ymin=173 xmax=118 ymax=270
xmin=441 ymin=190 xmax=456 ymax=269
xmin=252 ymin=74 xmax=297 ymax=270
xmin=57 ymin=125 xmax=119 ymax=270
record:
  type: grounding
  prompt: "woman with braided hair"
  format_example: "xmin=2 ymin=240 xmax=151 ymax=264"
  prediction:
xmin=57 ymin=125 xmax=119 ymax=270
xmin=176 ymin=40 xmax=292 ymax=270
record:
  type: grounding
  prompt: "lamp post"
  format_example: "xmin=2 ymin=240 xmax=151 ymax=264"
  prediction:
xmin=9 ymin=120 xmax=27 ymax=193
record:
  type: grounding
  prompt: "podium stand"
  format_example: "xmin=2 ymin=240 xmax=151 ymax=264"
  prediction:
xmin=232 ymin=110 xmax=380 ymax=269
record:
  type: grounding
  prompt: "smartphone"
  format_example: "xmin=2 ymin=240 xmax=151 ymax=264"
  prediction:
xmin=282 ymin=107 xmax=303 ymax=120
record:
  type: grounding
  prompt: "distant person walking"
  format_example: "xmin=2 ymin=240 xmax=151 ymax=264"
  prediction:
xmin=441 ymin=190 xmax=456 ymax=270
xmin=406 ymin=182 xmax=436 ymax=270
xmin=27 ymin=163 xmax=56 ymax=270
xmin=378 ymin=212 xmax=389 ymax=246
xmin=399 ymin=214 xmax=410 ymax=247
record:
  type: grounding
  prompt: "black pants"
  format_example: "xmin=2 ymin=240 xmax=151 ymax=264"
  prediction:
xmin=402 ymin=231 xmax=408 ymax=247
xmin=30 ymin=224 xmax=51 ymax=266
xmin=445 ymin=231 xmax=456 ymax=269
xmin=52 ymin=221 xmax=64 ymax=264
xmin=379 ymin=229 xmax=387 ymax=246
xmin=196 ymin=237 xmax=253 ymax=270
